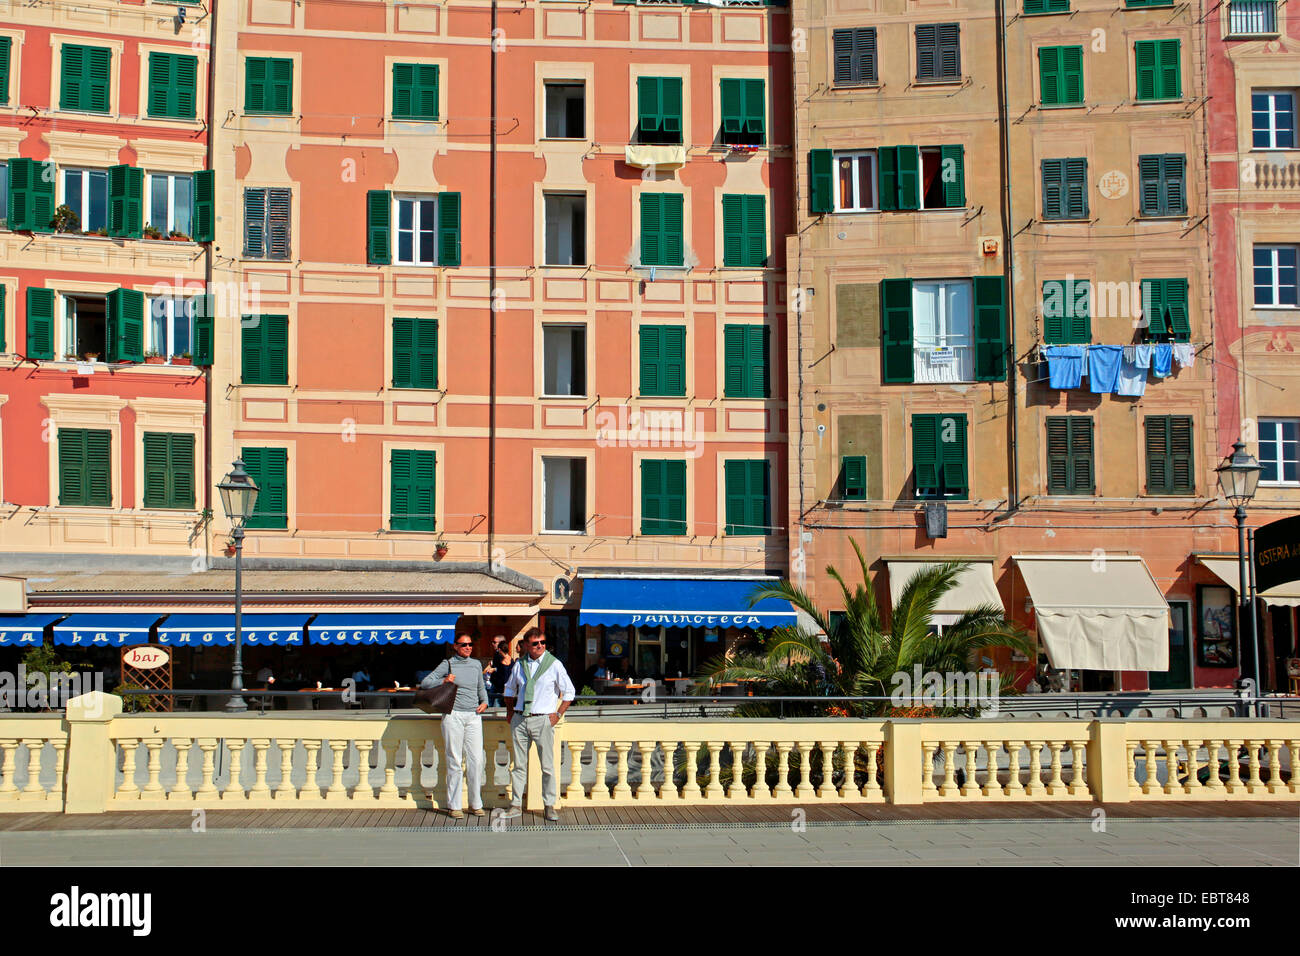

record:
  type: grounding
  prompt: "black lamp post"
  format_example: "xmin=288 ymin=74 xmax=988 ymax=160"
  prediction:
xmin=218 ymin=460 xmax=259 ymax=713
xmin=1215 ymin=440 xmax=1262 ymax=691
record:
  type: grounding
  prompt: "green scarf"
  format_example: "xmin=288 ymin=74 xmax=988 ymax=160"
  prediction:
xmin=521 ymin=651 xmax=557 ymax=715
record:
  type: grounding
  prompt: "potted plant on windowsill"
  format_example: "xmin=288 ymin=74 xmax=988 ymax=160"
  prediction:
xmin=82 ymin=351 xmax=100 ymax=363
xmin=53 ymin=205 xmax=82 ymax=234
xmin=167 ymin=230 xmax=191 ymax=242
xmin=63 ymin=352 xmax=78 ymax=362
xmin=172 ymin=352 xmax=193 ymax=366
xmin=91 ymin=227 xmax=108 ymax=237
xmin=143 ymin=224 xmax=163 ymax=240
xmin=144 ymin=350 xmax=167 ymax=365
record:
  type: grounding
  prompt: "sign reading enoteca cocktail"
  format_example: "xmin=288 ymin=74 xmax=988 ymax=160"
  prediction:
xmin=1252 ymin=514 xmax=1300 ymax=594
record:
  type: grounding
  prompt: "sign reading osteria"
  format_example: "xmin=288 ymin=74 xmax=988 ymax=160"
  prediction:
xmin=1253 ymin=515 xmax=1300 ymax=594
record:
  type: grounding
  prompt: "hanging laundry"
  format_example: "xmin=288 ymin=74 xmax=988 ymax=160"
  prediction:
xmin=1122 ymin=345 xmax=1137 ymax=364
xmin=1171 ymin=343 xmax=1195 ymax=369
xmin=1116 ymin=355 xmax=1148 ymax=396
xmin=1044 ymin=345 xmax=1084 ymax=389
xmin=1088 ymin=344 xmax=1123 ymax=393
xmin=1152 ymin=343 xmax=1173 ymax=378
xmin=1134 ymin=344 xmax=1154 ymax=369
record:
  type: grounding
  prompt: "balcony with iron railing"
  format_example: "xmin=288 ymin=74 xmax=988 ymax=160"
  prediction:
xmin=1227 ymin=0 xmax=1278 ymax=37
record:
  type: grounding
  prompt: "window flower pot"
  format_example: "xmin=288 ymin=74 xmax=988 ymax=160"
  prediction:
xmin=172 ymin=356 xmax=193 ymax=367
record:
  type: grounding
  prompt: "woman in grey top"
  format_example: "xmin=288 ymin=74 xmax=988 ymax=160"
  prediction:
xmin=421 ymin=635 xmax=488 ymax=818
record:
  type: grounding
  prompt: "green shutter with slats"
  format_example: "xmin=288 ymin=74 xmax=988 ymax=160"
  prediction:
xmin=973 ymin=275 xmax=1007 ymax=381
xmin=641 ymin=459 xmax=687 ymax=536
xmin=390 ymin=448 xmax=436 ymax=531
xmin=1046 ymin=416 xmax=1094 ymax=494
xmin=8 ymin=158 xmax=56 ymax=232
xmin=0 ymin=284 xmax=6 ymax=352
xmin=437 ymin=192 xmax=461 ymax=266
xmin=1039 ymin=45 xmax=1083 ymax=107
xmin=26 ymin=287 xmax=55 ymax=360
xmin=366 ymin=189 xmax=391 ymax=265
xmin=108 ymin=165 xmax=143 ymax=239
xmin=148 ymin=52 xmax=198 ymax=119
xmin=877 ymin=146 xmax=898 ymax=211
xmin=912 ymin=413 xmax=968 ymax=499
xmin=191 ymin=170 xmax=214 ymax=242
xmin=639 ymin=193 xmax=683 ymax=267
xmin=241 ymin=314 xmax=289 ymax=385
xmin=1042 ymin=279 xmax=1091 ymax=343
xmin=242 ymin=447 xmax=289 ymax=529
xmin=193 ymin=294 xmax=214 ymax=366
xmin=1164 ymin=278 xmax=1190 ymax=341
xmin=143 ymin=432 xmax=195 ymax=510
xmin=724 ymin=459 xmax=769 ymax=536
xmin=637 ymin=76 xmax=682 ymax=143
xmin=106 ymin=288 xmax=145 ymax=363
xmin=1141 ymin=278 xmax=1190 ymax=342
xmin=1138 ymin=153 xmax=1186 ymax=217
xmin=392 ymin=63 xmax=439 ymax=121
xmin=719 ymin=78 xmax=764 ymax=145
xmin=722 ymin=194 xmax=766 ymax=268
xmin=841 ymin=455 xmax=867 ymax=500
xmin=0 ymin=37 xmax=12 ymax=106
xmin=639 ymin=325 xmax=686 ymax=397
xmin=809 ymin=149 xmax=833 ymax=215
xmin=724 ymin=325 xmax=768 ymax=398
xmin=392 ymin=317 xmax=438 ymax=389
xmin=1135 ymin=39 xmax=1180 ymax=101
xmin=58 ymin=428 xmax=112 ymax=507
xmin=1025 ymin=0 xmax=1069 ymax=13
xmin=1145 ymin=415 xmax=1194 ymax=495
xmin=60 ymin=45 xmax=111 ymax=113
xmin=880 ymin=278 xmax=914 ymax=383
xmin=896 ymin=146 xmax=921 ymax=210
xmin=940 ymin=144 xmax=965 ymax=207
xmin=245 ymin=56 xmax=293 ymax=114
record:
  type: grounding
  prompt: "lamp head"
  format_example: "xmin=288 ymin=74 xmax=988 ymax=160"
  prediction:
xmin=218 ymin=459 xmax=259 ymax=525
xmin=1215 ymin=439 xmax=1261 ymax=508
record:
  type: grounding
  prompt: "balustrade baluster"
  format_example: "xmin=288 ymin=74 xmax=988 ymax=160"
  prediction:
xmin=817 ymin=741 xmax=836 ymax=799
xmin=565 ymin=741 xmax=586 ymax=801
xmin=52 ymin=739 xmax=67 ymax=804
xmin=0 ymin=740 xmax=16 ymax=796
xmin=170 ymin=738 xmax=193 ymax=800
xmin=961 ymin=741 xmax=980 ymax=797
xmin=773 ymin=743 xmax=793 ymax=799
xmin=379 ymin=741 xmax=399 ymax=799
xmin=921 ymin=742 xmax=939 ymax=796
xmin=195 ymin=740 xmax=219 ymax=798
xmin=275 ymin=739 xmax=296 ymax=800
xmin=222 ymin=739 xmax=246 ymax=799
xmin=1005 ymin=740 xmax=1024 ymax=796
xmin=1069 ymin=740 xmax=1088 ymax=796
xmin=1289 ymin=740 xmax=1300 ymax=796
xmin=682 ymin=742 xmax=705 ymax=802
xmin=658 ymin=740 xmax=681 ymax=801
xmin=326 ymin=741 xmax=348 ymax=801
xmin=939 ymin=742 xmax=958 ymax=796
xmin=1161 ymin=739 xmax=1179 ymax=795
xmin=750 ymin=742 xmax=773 ymax=802
xmin=20 ymin=739 xmax=45 ymax=797
xmin=1046 ymin=741 xmax=1065 ymax=796
xmin=612 ymin=743 xmax=633 ymax=800
xmin=300 ymin=740 xmax=323 ymax=801
xmin=353 ymin=741 xmax=375 ymax=800
xmin=635 ymin=741 xmax=655 ymax=799
xmin=249 ymin=739 xmax=271 ymax=798
xmin=794 ymin=743 xmax=814 ymax=799
xmin=118 ymin=739 xmax=140 ymax=797
xmin=1140 ymin=739 xmax=1158 ymax=795
xmin=862 ymin=742 xmax=882 ymax=799
xmin=982 ymin=740 xmax=1002 ymax=797
xmin=141 ymin=739 xmax=165 ymax=797
xmin=589 ymin=742 xmax=611 ymax=803
xmin=728 ymin=741 xmax=748 ymax=799
xmin=1265 ymin=740 xmax=1285 ymax=795
xmin=1204 ymin=740 xmax=1225 ymax=793
xmin=1025 ymin=741 xmax=1046 ymax=797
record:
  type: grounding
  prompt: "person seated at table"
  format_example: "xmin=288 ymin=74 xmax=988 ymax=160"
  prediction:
xmin=351 ymin=665 xmax=371 ymax=692
xmin=593 ymin=663 xmax=609 ymax=680
xmin=255 ymin=664 xmax=275 ymax=686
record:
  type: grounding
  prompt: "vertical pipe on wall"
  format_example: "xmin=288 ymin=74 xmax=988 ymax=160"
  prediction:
xmin=993 ymin=0 xmax=1019 ymax=514
xmin=203 ymin=0 xmax=217 ymax=568
xmin=487 ymin=0 xmax=499 ymax=560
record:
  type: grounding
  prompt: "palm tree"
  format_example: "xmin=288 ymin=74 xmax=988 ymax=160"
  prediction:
xmin=695 ymin=539 xmax=1032 ymax=718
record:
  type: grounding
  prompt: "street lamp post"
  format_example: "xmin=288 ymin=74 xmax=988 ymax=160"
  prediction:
xmin=218 ymin=460 xmax=259 ymax=714
xmin=1215 ymin=439 xmax=1262 ymax=692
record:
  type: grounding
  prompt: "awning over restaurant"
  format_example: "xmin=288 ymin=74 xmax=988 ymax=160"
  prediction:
xmin=157 ymin=614 xmax=309 ymax=646
xmin=1015 ymin=555 xmax=1169 ymax=671
xmin=0 ymin=613 xmax=63 ymax=647
xmin=1198 ymin=556 xmax=1300 ymax=607
xmin=578 ymin=577 xmax=797 ymax=629
xmin=308 ymin=613 xmax=459 ymax=645
xmin=53 ymin=614 xmax=157 ymax=647
xmin=886 ymin=560 xmax=1003 ymax=624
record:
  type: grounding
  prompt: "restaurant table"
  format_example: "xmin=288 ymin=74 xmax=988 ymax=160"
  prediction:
xmin=316 ymin=690 xmax=346 ymax=710
xmin=288 ymin=691 xmax=315 ymax=711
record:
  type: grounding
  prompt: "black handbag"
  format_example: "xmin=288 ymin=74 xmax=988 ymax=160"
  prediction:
xmin=413 ymin=680 xmax=457 ymax=715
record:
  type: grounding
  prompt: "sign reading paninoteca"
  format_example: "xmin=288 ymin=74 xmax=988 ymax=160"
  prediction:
xmin=1252 ymin=514 xmax=1300 ymax=594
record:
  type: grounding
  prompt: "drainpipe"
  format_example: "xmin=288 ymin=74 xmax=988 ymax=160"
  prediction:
xmin=486 ymin=0 xmax=499 ymax=566
xmin=203 ymin=0 xmax=217 ymax=567
xmin=994 ymin=0 xmax=1019 ymax=514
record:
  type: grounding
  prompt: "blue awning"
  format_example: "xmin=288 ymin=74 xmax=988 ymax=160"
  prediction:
xmin=578 ymin=578 xmax=796 ymax=629
xmin=0 ymin=614 xmax=64 ymax=647
xmin=308 ymin=613 xmax=459 ymax=645
xmin=53 ymin=614 xmax=158 ymax=647
xmin=157 ymin=614 xmax=308 ymax=646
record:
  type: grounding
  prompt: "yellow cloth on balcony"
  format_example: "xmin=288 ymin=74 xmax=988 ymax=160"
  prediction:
xmin=624 ymin=145 xmax=687 ymax=170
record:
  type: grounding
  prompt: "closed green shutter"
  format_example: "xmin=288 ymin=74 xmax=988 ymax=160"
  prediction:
xmin=393 ymin=63 xmax=439 ymax=121
xmin=1139 ymin=153 xmax=1186 ymax=217
xmin=1065 ymin=158 xmax=1088 ymax=218
xmin=148 ymin=52 xmax=198 ymax=119
xmin=58 ymin=428 xmax=112 ymax=507
xmin=841 ymin=455 xmax=867 ymax=500
xmin=143 ymin=432 xmax=195 ymax=510
xmin=390 ymin=448 xmax=436 ymax=531
xmin=0 ymin=37 xmax=12 ymax=106
xmin=880 ymin=278 xmax=914 ymax=383
xmin=106 ymin=288 xmax=145 ymax=363
xmin=437 ymin=192 xmax=461 ymax=267
xmin=912 ymin=415 xmax=940 ymax=497
xmin=641 ymin=459 xmax=687 ymax=535
xmin=25 ymin=287 xmax=55 ymax=360
xmin=896 ymin=145 xmax=921 ymax=210
xmin=747 ymin=325 xmax=769 ymax=397
xmin=940 ymin=144 xmax=965 ymax=207
xmin=366 ymin=189 xmax=391 ymax=265
xmin=639 ymin=193 xmax=683 ymax=267
xmin=723 ymin=325 xmax=746 ymax=397
xmin=724 ymin=325 xmax=768 ymax=398
xmin=722 ymin=194 xmax=742 ymax=267
xmin=1041 ymin=159 xmax=1063 ymax=218
xmin=108 ymin=165 xmax=143 ymax=238
xmin=193 ymin=294 xmax=214 ymax=366
xmin=1145 ymin=415 xmax=1194 ymax=494
xmin=1039 ymin=45 xmax=1083 ymax=106
xmin=190 ymin=170 xmax=214 ymax=242
xmin=973 ymin=275 xmax=1007 ymax=381
xmin=913 ymin=414 xmax=968 ymax=499
xmin=1041 ymin=280 xmax=1091 ymax=343
xmin=8 ymin=158 xmax=56 ymax=232
xmin=722 ymin=194 xmax=766 ymax=268
xmin=639 ymin=325 xmax=686 ymax=397
xmin=1046 ymin=416 xmax=1094 ymax=494
xmin=61 ymin=45 xmax=111 ymax=113
xmin=246 ymin=57 xmax=292 ymax=114
xmin=244 ymin=188 xmax=265 ymax=258
xmin=241 ymin=314 xmax=289 ymax=385
xmin=242 ymin=447 xmax=289 ymax=529
xmin=0 ymin=284 xmax=6 ymax=352
xmin=724 ymin=459 xmax=768 ymax=536
xmin=1135 ymin=39 xmax=1180 ymax=101
xmin=1126 ymin=0 xmax=1173 ymax=6
xmin=809 ymin=149 xmax=834 ymax=215
xmin=1025 ymin=0 xmax=1069 ymax=13
xmin=392 ymin=317 xmax=438 ymax=389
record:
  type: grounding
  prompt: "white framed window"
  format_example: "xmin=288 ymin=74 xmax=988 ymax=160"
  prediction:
xmin=542 ymin=457 xmax=586 ymax=533
xmin=1259 ymin=418 xmax=1300 ymax=485
xmin=834 ymin=150 xmax=876 ymax=212
xmin=1251 ymin=90 xmax=1296 ymax=149
xmin=542 ymin=325 xmax=586 ymax=397
xmin=544 ymin=82 xmax=585 ymax=139
xmin=147 ymin=172 xmax=193 ymax=237
xmin=394 ymin=195 xmax=437 ymax=266
xmin=60 ymin=168 xmax=109 ymax=233
xmin=911 ymin=279 xmax=974 ymax=383
xmin=1253 ymin=245 xmax=1298 ymax=307
xmin=148 ymin=296 xmax=194 ymax=361
xmin=62 ymin=293 xmax=108 ymax=360
xmin=544 ymin=192 xmax=586 ymax=265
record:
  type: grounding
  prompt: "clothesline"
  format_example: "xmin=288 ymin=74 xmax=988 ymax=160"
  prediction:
xmin=1037 ymin=342 xmax=1199 ymax=396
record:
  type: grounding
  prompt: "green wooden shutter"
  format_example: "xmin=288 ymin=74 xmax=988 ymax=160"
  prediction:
xmin=393 ymin=63 xmax=439 ymax=120
xmin=841 ymin=455 xmax=867 ymax=500
xmin=639 ymin=325 xmax=661 ymax=395
xmin=912 ymin=415 xmax=940 ymax=497
xmin=1162 ymin=154 xmax=1186 ymax=215
xmin=1065 ymin=157 xmax=1088 ymax=218
xmin=60 ymin=44 xmax=84 ymax=111
xmin=266 ymin=188 xmax=290 ymax=259
xmin=1138 ymin=154 xmax=1162 ymax=215
xmin=640 ymin=194 xmax=661 ymax=265
xmin=1141 ymin=279 xmax=1166 ymax=338
xmin=744 ymin=78 xmax=765 ymax=142
xmin=973 ymin=275 xmax=1007 ymax=381
xmin=190 ymin=170 xmax=214 ymax=242
xmin=720 ymin=78 xmax=743 ymax=140
xmin=142 ymin=432 xmax=189 ymax=509
xmin=57 ymin=428 xmax=112 ymax=507
xmin=271 ymin=58 xmax=293 ymax=113
xmin=940 ymin=144 xmax=965 ymax=207
xmin=1145 ymin=415 xmax=1192 ymax=494
xmin=247 ymin=57 xmax=292 ymax=114
xmin=639 ymin=325 xmax=685 ymax=396
xmin=108 ymin=165 xmax=143 ymax=238
xmin=1164 ymin=278 xmax=1189 ymax=341
xmin=169 ymin=433 xmax=196 ymax=508
xmin=392 ymin=63 xmax=414 ymax=119
xmin=266 ymin=314 xmax=288 ymax=383
xmin=392 ymin=317 xmax=414 ymax=388
xmin=415 ymin=318 xmax=438 ymax=388
xmin=723 ymin=325 xmax=746 ymax=397
xmin=242 ymin=447 xmax=289 ymax=529
xmin=722 ymin=194 xmax=743 ymax=267
xmin=148 ymin=51 xmax=173 ymax=117
xmin=877 ymin=146 xmax=898 ymax=211
xmin=25 ymin=287 xmax=55 ymax=360
xmin=8 ymin=158 xmax=56 ymax=233
xmin=641 ymin=459 xmax=686 ymax=535
xmin=725 ymin=460 xmax=768 ymax=536
xmin=1046 ymin=416 xmax=1094 ymax=494
xmin=1168 ymin=416 xmax=1193 ymax=493
xmin=1156 ymin=38 xmax=1180 ymax=100
xmin=661 ymin=77 xmax=682 ymax=140
xmin=641 ymin=460 xmax=664 ymax=534
xmin=366 ymin=189 xmax=391 ymax=265
xmin=148 ymin=52 xmax=197 ymax=119
xmin=880 ymin=278 xmax=914 ymax=383
xmin=746 ymin=325 xmax=769 ymax=397
xmin=242 ymin=314 xmax=288 ymax=384
xmin=1025 ymin=0 xmax=1069 ymax=14
xmin=743 ymin=194 xmax=765 ymax=267
xmin=1045 ymin=417 xmax=1071 ymax=494
xmin=245 ymin=56 xmax=266 ymax=112
xmin=244 ymin=188 xmax=266 ymax=258
xmin=1134 ymin=41 xmax=1155 ymax=100
xmin=1068 ymin=417 xmax=1094 ymax=494
xmin=637 ymin=76 xmax=661 ymax=134
xmin=809 ymin=149 xmax=833 ymax=214
xmin=661 ymin=193 xmax=683 ymax=266
xmin=896 ymin=146 xmax=921 ymax=210
xmin=391 ymin=448 xmax=436 ymax=531
xmin=106 ymin=288 xmax=145 ymax=363
xmin=0 ymin=37 xmax=11 ymax=106
xmin=1039 ymin=46 xmax=1061 ymax=105
xmin=0 ymin=284 xmax=6 ymax=352
xmin=939 ymin=414 xmax=968 ymax=499
xmin=1041 ymin=158 xmax=1063 ymax=218
xmin=84 ymin=431 xmax=112 ymax=505
xmin=1061 ymin=46 xmax=1083 ymax=104
xmin=193 ymin=294 xmax=213 ymax=366
xmin=61 ymin=45 xmax=111 ymax=113
xmin=437 ymin=192 xmax=461 ymax=266
xmin=1042 ymin=280 xmax=1091 ymax=344
xmin=415 ymin=65 xmax=439 ymax=121
xmin=722 ymin=194 xmax=765 ymax=268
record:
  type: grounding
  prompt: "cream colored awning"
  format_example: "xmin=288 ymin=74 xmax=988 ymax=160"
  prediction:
xmin=886 ymin=560 xmax=1003 ymax=622
xmin=1014 ymin=555 xmax=1169 ymax=671
xmin=1198 ymin=556 xmax=1300 ymax=607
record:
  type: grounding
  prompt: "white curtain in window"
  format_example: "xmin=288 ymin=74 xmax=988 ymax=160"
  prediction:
xmin=912 ymin=281 xmax=973 ymax=383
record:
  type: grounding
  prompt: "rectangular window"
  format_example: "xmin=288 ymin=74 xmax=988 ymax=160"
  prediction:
xmin=880 ymin=276 xmax=1005 ymax=384
xmin=1253 ymin=246 xmax=1298 ymax=307
xmin=396 ymin=195 xmax=436 ymax=266
xmin=57 ymin=428 xmax=111 ymax=507
xmin=641 ymin=459 xmax=687 ymax=535
xmin=544 ymin=82 xmax=585 ymax=139
xmin=724 ymin=459 xmax=770 ymax=536
xmin=1045 ymin=416 xmax=1095 ymax=494
xmin=1126 ymin=0 xmax=1173 ymax=6
xmin=367 ymin=190 xmax=459 ymax=267
xmin=243 ymin=187 xmax=291 ymax=259
xmin=241 ymin=314 xmax=289 ymax=385
xmin=1144 ymin=415 xmax=1194 ymax=495
xmin=910 ymin=280 xmax=974 ymax=382
xmin=1038 ymin=45 xmax=1084 ymax=106
xmin=1041 ymin=279 xmax=1091 ymax=343
xmin=391 ymin=63 xmax=439 ymax=121
xmin=245 ymin=56 xmax=293 ymax=114
xmin=636 ymin=76 xmax=683 ymax=145
xmin=60 ymin=44 xmax=112 ymax=113
xmin=912 ymin=413 xmax=968 ymax=500
xmin=63 ymin=294 xmax=107 ymax=361
xmin=1141 ymin=278 xmax=1191 ymax=342
xmin=392 ymin=317 xmax=439 ymax=389
xmin=1041 ymin=157 xmax=1089 ymax=220
xmin=7 ymin=158 xmax=56 ymax=233
xmin=834 ymin=151 xmax=877 ymax=212
xmin=142 ymin=432 xmax=195 ymax=510
xmin=241 ymin=447 xmax=288 ymax=529
xmin=919 ymin=145 xmax=965 ymax=209
xmin=60 ymin=168 xmax=108 ymax=233
xmin=542 ymin=457 xmax=586 ymax=533
xmin=543 ymin=324 xmax=586 ymax=397
xmin=544 ymin=192 xmax=586 ymax=266
xmin=832 ymin=28 xmax=877 ymax=87
xmin=0 ymin=36 xmax=11 ymax=106
xmin=1252 ymin=90 xmax=1296 ymax=149
xmin=723 ymin=324 xmax=769 ymax=398
xmin=840 ymin=455 xmax=867 ymax=500
xmin=1134 ymin=39 xmax=1181 ymax=102
xmin=147 ymin=172 xmax=193 ymax=238
xmin=147 ymin=296 xmax=193 ymax=362
xmin=915 ymin=23 xmax=961 ymax=82
xmin=1138 ymin=154 xmax=1186 ymax=217
xmin=1025 ymin=0 xmax=1069 ymax=12
xmin=1258 ymin=418 xmax=1300 ymax=484
xmin=638 ymin=324 xmax=686 ymax=397
xmin=719 ymin=78 xmax=765 ymax=147
xmin=639 ymin=193 xmax=684 ymax=267
xmin=721 ymin=194 xmax=766 ymax=268
xmin=1229 ymin=1 xmax=1278 ymax=36
xmin=147 ymin=51 xmax=198 ymax=120
xmin=390 ymin=448 xmax=436 ymax=532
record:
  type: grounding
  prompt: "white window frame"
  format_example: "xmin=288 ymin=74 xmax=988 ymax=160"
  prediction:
xmin=543 ymin=81 xmax=585 ymax=140
xmin=147 ymin=296 xmax=195 ymax=362
xmin=1253 ymin=244 xmax=1299 ymax=308
xmin=393 ymin=194 xmax=438 ymax=267
xmin=911 ymin=279 xmax=974 ymax=383
xmin=59 ymin=167 xmax=109 ymax=233
xmin=1258 ymin=418 xmax=1300 ymax=486
xmin=1251 ymin=89 xmax=1297 ymax=150
xmin=146 ymin=171 xmax=193 ymax=237
xmin=833 ymin=150 xmax=876 ymax=213
xmin=61 ymin=292 xmax=109 ymax=360
xmin=541 ymin=455 xmax=587 ymax=534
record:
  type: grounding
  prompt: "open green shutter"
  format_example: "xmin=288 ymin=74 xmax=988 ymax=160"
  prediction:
xmin=720 ymin=78 xmax=742 ymax=138
xmin=26 ymin=287 xmax=55 ymax=360
xmin=0 ymin=37 xmax=11 ymax=106
xmin=437 ymin=192 xmax=461 ymax=266
xmin=637 ymin=77 xmax=661 ymax=134
xmin=367 ymin=189 xmax=391 ymax=265
xmin=193 ymin=294 xmax=214 ymax=366
xmin=191 ymin=170 xmax=214 ymax=242
xmin=744 ymin=78 xmax=765 ymax=141
xmin=809 ymin=149 xmax=833 ymax=215
xmin=880 ymin=278 xmax=914 ymax=383
xmin=877 ymin=146 xmax=898 ymax=211
xmin=1141 ymin=279 xmax=1166 ymax=337
xmin=7 ymin=157 xmax=31 ymax=230
xmin=896 ymin=146 xmax=920 ymax=209
xmin=108 ymin=165 xmax=143 ymax=239
xmin=106 ymin=288 xmax=145 ymax=363
xmin=1165 ymin=278 xmax=1189 ymax=341
xmin=940 ymin=144 xmax=965 ymax=207
xmin=973 ymin=275 xmax=1007 ymax=381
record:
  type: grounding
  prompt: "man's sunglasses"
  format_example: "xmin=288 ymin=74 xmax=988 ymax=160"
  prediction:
xmin=455 ymin=642 xmax=473 ymax=648
xmin=529 ymin=640 xmax=547 ymax=646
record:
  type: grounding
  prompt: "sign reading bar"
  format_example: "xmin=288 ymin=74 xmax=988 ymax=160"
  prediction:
xmin=122 ymin=646 xmax=170 ymax=670
xmin=1252 ymin=514 xmax=1300 ymax=594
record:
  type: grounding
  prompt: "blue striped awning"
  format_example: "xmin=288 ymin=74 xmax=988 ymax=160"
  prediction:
xmin=578 ymin=578 xmax=796 ymax=629
xmin=0 ymin=614 xmax=64 ymax=647
xmin=53 ymin=614 xmax=157 ymax=647
xmin=307 ymin=613 xmax=459 ymax=645
xmin=157 ymin=614 xmax=308 ymax=647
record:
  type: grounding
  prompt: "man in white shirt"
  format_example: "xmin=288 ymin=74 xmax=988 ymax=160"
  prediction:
xmin=502 ymin=627 xmax=575 ymax=822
